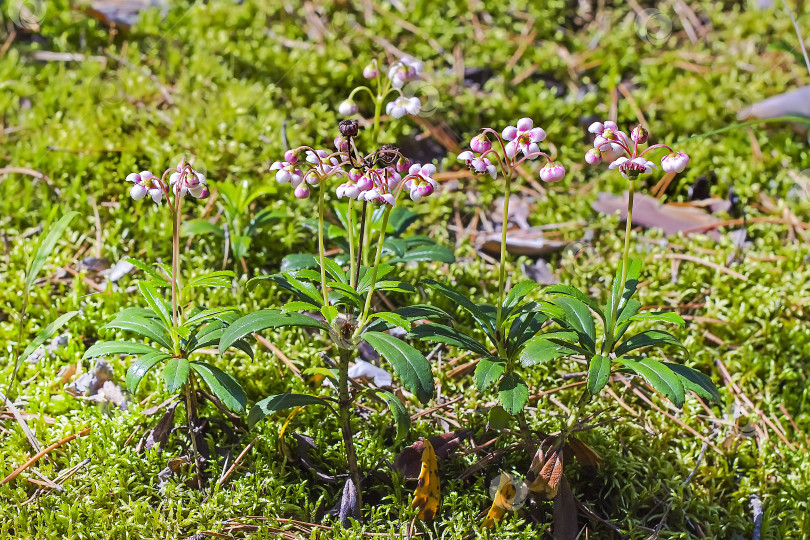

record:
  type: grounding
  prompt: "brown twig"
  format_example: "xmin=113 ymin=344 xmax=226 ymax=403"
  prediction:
xmin=1 ymin=427 xmax=91 ymax=484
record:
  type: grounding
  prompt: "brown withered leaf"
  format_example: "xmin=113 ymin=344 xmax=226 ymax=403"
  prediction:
xmin=478 ymin=228 xmax=568 ymax=258
xmin=141 ymin=402 xmax=178 ymax=452
xmin=592 ymin=192 xmax=722 ymax=238
xmin=326 ymin=477 xmax=360 ymax=527
xmin=395 ymin=429 xmax=472 ymax=479
xmin=566 ymin=437 xmax=604 ymax=470
xmin=526 ymin=443 xmax=564 ymax=499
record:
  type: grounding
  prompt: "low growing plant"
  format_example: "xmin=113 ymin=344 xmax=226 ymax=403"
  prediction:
xmin=84 ymin=160 xmax=250 ymax=486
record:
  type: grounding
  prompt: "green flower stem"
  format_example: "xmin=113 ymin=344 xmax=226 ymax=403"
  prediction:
xmin=337 ymin=347 xmax=363 ymax=510
xmin=606 ymin=180 xmax=635 ymax=348
xmin=348 ymin=199 xmax=357 ymax=289
xmin=185 ymin=372 xmax=203 ymax=490
xmin=517 ymin=411 xmax=536 ymax=457
xmin=317 ymin=184 xmax=330 ymax=308
xmin=355 ymin=202 xmax=367 ymax=290
xmin=495 ymin=171 xmax=513 ymax=331
xmin=357 ymin=206 xmax=392 ymax=331
xmin=172 ymin=189 xmax=183 ymax=328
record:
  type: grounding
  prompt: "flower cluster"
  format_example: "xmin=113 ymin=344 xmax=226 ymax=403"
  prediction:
xmin=458 ymin=117 xmax=565 ymax=183
xmin=270 ymin=124 xmax=438 ymax=206
xmin=338 ymin=55 xmax=424 ymax=121
xmin=585 ymin=121 xmax=689 ymax=178
xmin=125 ymin=159 xmax=210 ymax=205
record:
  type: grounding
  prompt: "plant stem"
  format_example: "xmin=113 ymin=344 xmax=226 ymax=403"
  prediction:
xmin=337 ymin=347 xmax=363 ymax=510
xmin=317 ymin=185 xmax=329 ymax=307
xmin=355 ymin=202 xmax=367 ymax=290
xmin=357 ymin=206 xmax=391 ymax=329
xmin=348 ymin=199 xmax=357 ymax=289
xmin=495 ymin=172 xmax=513 ymax=331
xmin=172 ymin=186 xmax=184 ymax=328
xmin=185 ymin=374 xmax=203 ymax=490
xmin=517 ymin=411 xmax=536 ymax=457
xmin=607 ymin=180 xmax=635 ymax=343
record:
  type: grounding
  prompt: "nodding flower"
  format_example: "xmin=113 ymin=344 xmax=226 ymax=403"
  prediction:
xmin=609 ymin=156 xmax=656 ymax=179
xmin=540 ymin=162 xmax=566 ymax=183
xmin=387 ymin=56 xmax=422 ymax=89
xmin=270 ymin=161 xmax=304 ymax=187
xmin=386 ymin=96 xmax=421 ymax=119
xmin=405 ymin=163 xmax=438 ymax=202
xmin=363 ymin=59 xmax=379 ymax=80
xmin=169 ymin=164 xmax=209 ymax=199
xmin=126 ymin=171 xmax=163 ymax=203
xmin=338 ymin=99 xmax=359 ymax=116
xmin=458 ymin=151 xmax=497 ymax=179
xmin=661 ymin=152 xmax=690 ymax=173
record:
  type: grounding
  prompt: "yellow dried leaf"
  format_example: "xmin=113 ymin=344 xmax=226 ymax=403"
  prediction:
xmin=482 ymin=472 xmax=518 ymax=528
xmin=410 ymin=438 xmax=440 ymax=521
xmin=526 ymin=444 xmax=564 ymax=499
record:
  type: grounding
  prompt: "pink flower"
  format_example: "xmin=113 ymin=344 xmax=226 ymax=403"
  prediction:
xmin=294 ymin=184 xmax=311 ymax=199
xmin=336 ymin=180 xmax=361 ymax=200
xmin=590 ymin=120 xmax=629 ymax=156
xmin=270 ymin=161 xmax=303 ymax=187
xmin=334 ymin=135 xmax=350 ymax=152
xmin=609 ymin=156 xmax=656 ymax=179
xmin=169 ymin=167 xmax=208 ymax=199
xmin=631 ymin=125 xmax=648 ymax=144
xmin=470 ymin=133 xmax=492 ymax=154
xmin=284 ymin=149 xmax=300 ymax=164
xmin=387 ymin=57 xmax=422 ymax=89
xmin=306 ymin=149 xmax=339 ymax=177
xmin=458 ymin=151 xmax=497 ymax=179
xmin=502 ymin=118 xmax=546 ymax=159
xmin=661 ymin=152 xmax=690 ymax=173
xmin=540 ymin=162 xmax=566 ymax=183
xmin=406 ymin=163 xmax=438 ymax=202
xmin=386 ymin=96 xmax=420 ymax=118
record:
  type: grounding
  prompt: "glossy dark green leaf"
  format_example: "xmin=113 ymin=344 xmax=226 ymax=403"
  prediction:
xmin=368 ymin=312 xmax=412 ymax=332
xmin=249 ymin=393 xmax=329 ymax=429
xmin=280 ymin=253 xmax=318 ymax=272
xmin=475 ymin=358 xmax=506 ymax=392
xmin=182 ymin=307 xmax=239 ymax=329
xmin=138 ymin=281 xmax=172 ymax=328
xmin=663 ymin=363 xmax=721 ymax=403
xmin=181 ymin=219 xmax=224 ymax=237
xmin=498 ymin=372 xmax=529 ymax=415
xmin=613 ymin=299 xmax=642 ymax=343
xmin=614 ymin=330 xmax=686 ymax=357
xmin=125 ymin=257 xmax=169 ymax=284
xmin=83 ymin=340 xmax=163 ymax=360
xmin=362 ymin=332 xmax=434 ymax=404
xmin=422 ymin=279 xmax=496 ymax=340
xmin=219 ymin=310 xmax=329 ymax=354
xmin=629 ymin=311 xmax=686 ymax=327
xmin=617 ymin=357 xmax=685 ymax=407
xmin=604 ymin=258 xmax=642 ymax=332
xmin=126 ymin=352 xmax=170 ymax=393
xmin=410 ymin=323 xmax=491 ymax=357
xmin=587 ymin=354 xmax=611 ymax=395
xmin=163 ymin=357 xmax=190 ymax=394
xmin=550 ymin=296 xmax=596 ymax=352
xmin=190 ymin=362 xmax=247 ymax=412
xmin=104 ymin=315 xmax=173 ymax=350
xmin=186 ymin=271 xmax=235 ymax=289
xmin=545 ymin=284 xmax=605 ymax=322
xmin=520 ymin=334 xmax=581 ymax=367
xmin=376 ymin=389 xmax=410 ymax=439
xmin=390 ymin=245 xmax=456 ymax=264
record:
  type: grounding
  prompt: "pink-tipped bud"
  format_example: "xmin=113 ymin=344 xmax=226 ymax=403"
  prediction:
xmin=396 ymin=156 xmax=412 ymax=174
xmin=470 ymin=133 xmax=492 ymax=154
xmin=661 ymin=152 xmax=689 ymax=173
xmin=540 ymin=162 xmax=566 ymax=183
xmin=631 ymin=125 xmax=648 ymax=144
xmin=294 ymin=184 xmax=311 ymax=199
xmin=363 ymin=59 xmax=379 ymax=79
xmin=334 ymin=135 xmax=350 ymax=152
xmin=284 ymin=149 xmax=299 ymax=164
xmin=585 ymin=148 xmax=602 ymax=166
xmin=338 ymin=99 xmax=358 ymax=116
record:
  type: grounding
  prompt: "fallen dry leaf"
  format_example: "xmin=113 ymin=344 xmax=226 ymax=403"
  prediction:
xmin=395 ymin=429 xmax=471 ymax=479
xmin=592 ymin=192 xmax=722 ymax=238
xmin=737 ymin=86 xmax=810 ymax=120
xmin=482 ymin=471 xmax=518 ymax=529
xmin=526 ymin=443 xmax=564 ymax=499
xmin=410 ymin=439 xmax=440 ymax=521
xmin=477 ymin=228 xmax=568 ymax=258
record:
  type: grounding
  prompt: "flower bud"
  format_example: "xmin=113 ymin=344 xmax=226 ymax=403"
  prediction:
xmin=363 ymin=59 xmax=379 ymax=79
xmin=396 ymin=156 xmax=412 ymax=174
xmin=339 ymin=119 xmax=359 ymax=138
xmin=284 ymin=149 xmax=299 ymax=164
xmin=334 ymin=135 xmax=350 ymax=152
xmin=585 ymin=148 xmax=602 ymax=165
xmin=540 ymin=162 xmax=566 ymax=182
xmin=130 ymin=184 xmax=148 ymax=200
xmin=294 ymin=184 xmax=311 ymax=199
xmin=338 ymin=99 xmax=358 ymax=116
xmin=661 ymin=152 xmax=689 ymax=173
xmin=470 ymin=133 xmax=492 ymax=154
xmin=631 ymin=125 xmax=648 ymax=144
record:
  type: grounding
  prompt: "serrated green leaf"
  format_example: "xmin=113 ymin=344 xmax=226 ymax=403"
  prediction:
xmin=248 ymin=393 xmax=329 ymax=429
xmin=614 ymin=330 xmax=686 ymax=357
xmin=105 ymin=315 xmax=172 ymax=350
xmin=520 ymin=335 xmax=581 ymax=367
xmin=475 ymin=358 xmax=506 ymax=392
xmin=163 ymin=357 xmax=190 ymax=393
xmin=629 ymin=312 xmax=686 ymax=327
xmin=498 ymin=373 xmax=529 ymax=415
xmin=368 ymin=312 xmax=412 ymax=332
xmin=126 ymin=352 xmax=170 ymax=393
xmin=617 ymin=357 xmax=685 ymax=407
xmin=182 ymin=307 xmax=239 ymax=329
xmin=362 ymin=332 xmax=434 ymax=404
xmin=409 ymin=323 xmax=491 ymax=357
xmin=551 ymin=296 xmax=596 ymax=352
xmin=376 ymin=389 xmax=410 ymax=439
xmin=663 ymin=363 xmax=721 ymax=402
xmin=181 ymin=219 xmax=224 ymax=238
xmin=125 ymin=257 xmax=169 ymax=284
xmin=138 ymin=281 xmax=172 ymax=329
xmin=545 ymin=284 xmax=606 ymax=322
xmin=422 ymin=279 xmax=496 ymax=342
xmin=190 ymin=362 xmax=247 ymax=412
xmin=186 ymin=271 xmax=235 ymax=289
xmin=218 ymin=310 xmax=329 ymax=354
xmin=587 ymin=354 xmax=611 ymax=395
xmin=83 ymin=341 xmax=163 ymax=359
